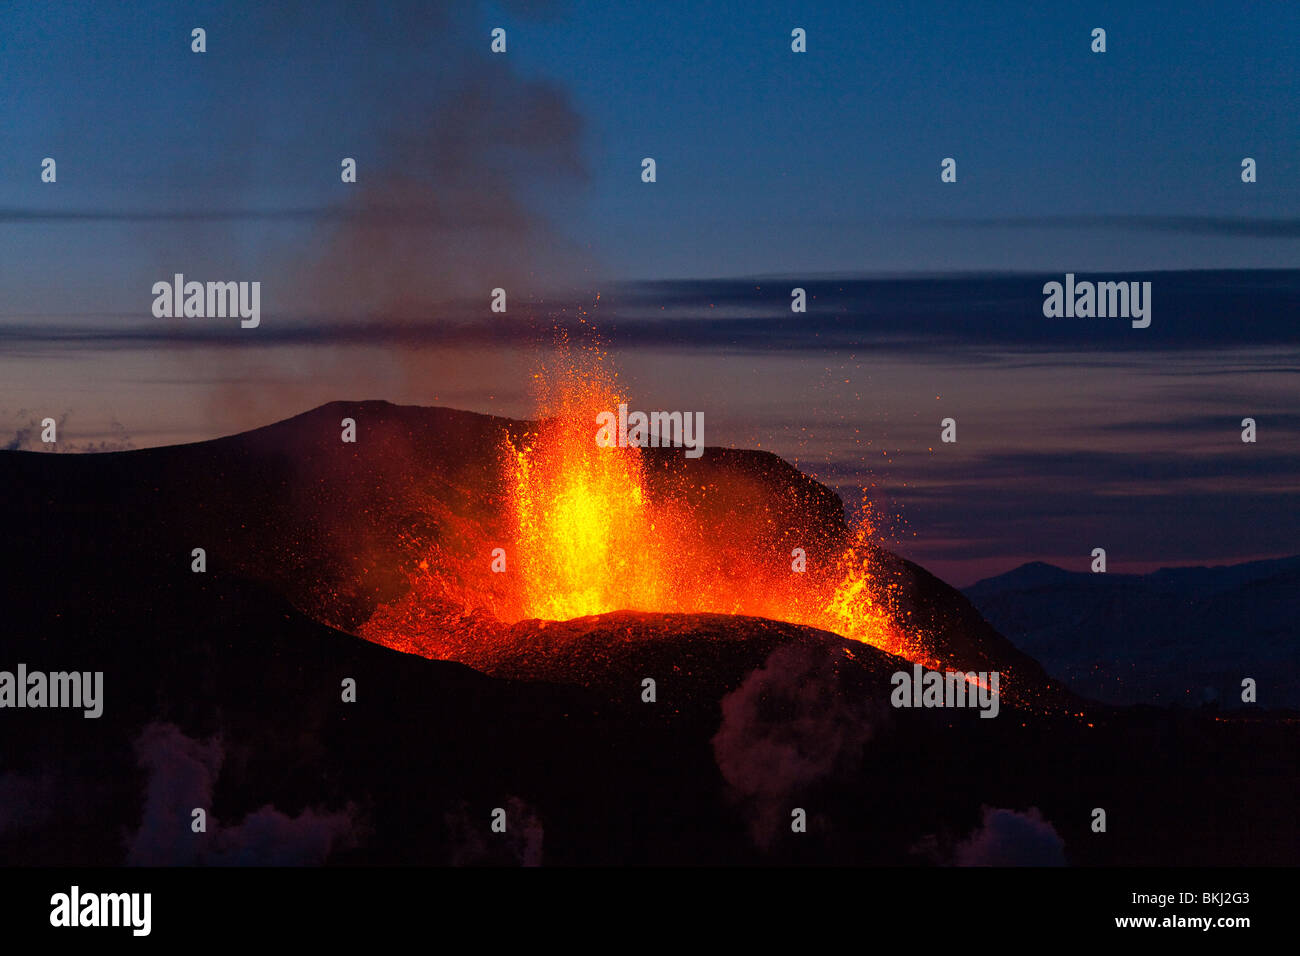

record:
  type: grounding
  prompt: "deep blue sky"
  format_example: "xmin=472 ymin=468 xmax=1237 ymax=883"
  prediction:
xmin=1 ymin=0 xmax=1296 ymax=306
xmin=512 ymin=0 xmax=1299 ymax=276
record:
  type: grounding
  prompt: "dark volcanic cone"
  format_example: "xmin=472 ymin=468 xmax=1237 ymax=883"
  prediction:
xmin=10 ymin=400 xmax=1073 ymax=711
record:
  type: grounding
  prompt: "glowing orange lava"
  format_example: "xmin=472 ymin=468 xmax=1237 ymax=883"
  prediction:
xmin=507 ymin=364 xmax=677 ymax=621
xmin=354 ymin=344 xmax=953 ymax=676
xmin=495 ymin=349 xmax=931 ymax=664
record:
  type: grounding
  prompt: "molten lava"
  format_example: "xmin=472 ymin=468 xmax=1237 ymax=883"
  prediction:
xmin=500 ymin=355 xmax=933 ymax=659
xmin=507 ymin=367 xmax=678 ymax=621
xmin=357 ymin=347 xmax=945 ymax=672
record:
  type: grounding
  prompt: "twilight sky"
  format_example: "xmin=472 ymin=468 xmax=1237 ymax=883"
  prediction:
xmin=1 ymin=0 xmax=1297 ymax=585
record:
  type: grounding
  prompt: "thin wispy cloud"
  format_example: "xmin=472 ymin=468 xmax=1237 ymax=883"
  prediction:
xmin=918 ymin=215 xmax=1300 ymax=238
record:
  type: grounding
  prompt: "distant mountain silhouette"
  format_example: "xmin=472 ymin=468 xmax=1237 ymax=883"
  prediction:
xmin=965 ymin=557 xmax=1300 ymax=707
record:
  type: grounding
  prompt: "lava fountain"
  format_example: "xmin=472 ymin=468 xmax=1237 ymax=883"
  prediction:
xmin=359 ymin=345 xmax=940 ymax=670
xmin=507 ymin=360 xmax=679 ymax=621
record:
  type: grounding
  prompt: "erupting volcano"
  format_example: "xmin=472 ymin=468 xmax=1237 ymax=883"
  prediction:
xmin=12 ymin=372 xmax=1286 ymax=870
xmin=358 ymin=347 xmax=948 ymax=679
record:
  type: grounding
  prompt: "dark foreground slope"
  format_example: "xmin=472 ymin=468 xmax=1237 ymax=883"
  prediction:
xmin=0 ymin=403 xmax=1295 ymax=865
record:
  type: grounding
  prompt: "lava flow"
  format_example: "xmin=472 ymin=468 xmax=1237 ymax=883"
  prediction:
xmin=358 ymin=347 xmax=943 ymax=673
